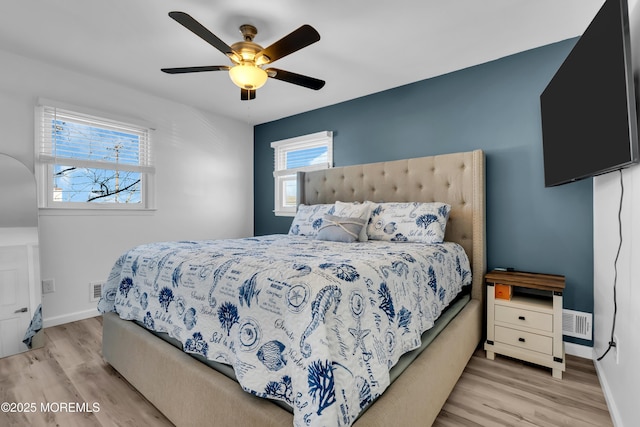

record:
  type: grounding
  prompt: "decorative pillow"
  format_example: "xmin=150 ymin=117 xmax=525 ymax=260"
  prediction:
xmin=333 ymin=201 xmax=374 ymax=241
xmin=288 ymin=204 xmax=335 ymax=237
xmin=367 ymin=202 xmax=451 ymax=243
xmin=316 ymin=215 xmax=366 ymax=243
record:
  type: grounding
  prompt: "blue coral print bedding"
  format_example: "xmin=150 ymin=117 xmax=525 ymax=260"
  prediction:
xmin=98 ymin=234 xmax=471 ymax=427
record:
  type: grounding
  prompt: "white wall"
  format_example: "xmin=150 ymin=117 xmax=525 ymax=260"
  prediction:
xmin=593 ymin=165 xmax=640 ymax=427
xmin=0 ymin=48 xmax=254 ymax=327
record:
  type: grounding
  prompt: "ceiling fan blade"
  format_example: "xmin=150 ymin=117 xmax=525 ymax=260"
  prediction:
xmin=241 ymin=89 xmax=256 ymax=101
xmin=256 ymin=25 xmax=320 ymax=64
xmin=266 ymin=68 xmax=325 ymax=90
xmin=168 ymin=11 xmax=237 ymax=59
xmin=161 ymin=65 xmax=229 ymax=74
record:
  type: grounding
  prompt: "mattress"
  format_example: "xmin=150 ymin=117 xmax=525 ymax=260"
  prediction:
xmin=140 ymin=291 xmax=470 ymax=415
xmin=98 ymin=234 xmax=471 ymax=426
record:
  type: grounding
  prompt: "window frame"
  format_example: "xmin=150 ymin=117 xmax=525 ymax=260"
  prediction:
xmin=271 ymin=131 xmax=333 ymax=216
xmin=34 ymin=100 xmax=155 ymax=211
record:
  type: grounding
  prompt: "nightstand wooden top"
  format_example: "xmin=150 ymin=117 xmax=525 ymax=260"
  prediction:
xmin=485 ymin=270 xmax=565 ymax=292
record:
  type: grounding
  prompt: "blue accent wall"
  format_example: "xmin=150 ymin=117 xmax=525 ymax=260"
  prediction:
xmin=254 ymin=39 xmax=593 ymax=345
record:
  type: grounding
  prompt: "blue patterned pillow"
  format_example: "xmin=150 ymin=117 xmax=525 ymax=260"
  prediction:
xmin=316 ymin=215 xmax=366 ymax=243
xmin=367 ymin=202 xmax=451 ymax=243
xmin=288 ymin=204 xmax=335 ymax=237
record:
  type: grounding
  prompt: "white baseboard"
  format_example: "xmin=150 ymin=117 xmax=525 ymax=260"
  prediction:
xmin=43 ymin=308 xmax=100 ymax=328
xmin=595 ymin=360 xmax=623 ymax=427
xmin=564 ymin=341 xmax=595 ymax=359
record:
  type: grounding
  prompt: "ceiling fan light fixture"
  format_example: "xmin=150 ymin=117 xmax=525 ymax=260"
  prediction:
xmin=229 ymin=64 xmax=268 ymax=90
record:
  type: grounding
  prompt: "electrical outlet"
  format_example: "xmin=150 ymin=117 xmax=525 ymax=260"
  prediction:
xmin=42 ymin=279 xmax=55 ymax=293
xmin=614 ymin=334 xmax=620 ymax=364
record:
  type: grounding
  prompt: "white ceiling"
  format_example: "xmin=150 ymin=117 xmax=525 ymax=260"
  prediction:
xmin=0 ymin=0 xmax=605 ymax=125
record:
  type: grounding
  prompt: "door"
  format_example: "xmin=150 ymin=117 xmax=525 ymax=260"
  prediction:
xmin=0 ymin=245 xmax=31 ymax=357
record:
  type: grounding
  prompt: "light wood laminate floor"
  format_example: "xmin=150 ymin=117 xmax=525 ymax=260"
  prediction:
xmin=0 ymin=316 xmax=613 ymax=426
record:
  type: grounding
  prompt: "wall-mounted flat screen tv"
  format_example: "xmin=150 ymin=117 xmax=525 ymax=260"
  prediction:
xmin=540 ymin=0 xmax=640 ymax=187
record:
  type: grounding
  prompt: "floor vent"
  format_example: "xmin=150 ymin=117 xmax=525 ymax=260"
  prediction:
xmin=562 ymin=309 xmax=592 ymax=340
xmin=90 ymin=281 xmax=104 ymax=302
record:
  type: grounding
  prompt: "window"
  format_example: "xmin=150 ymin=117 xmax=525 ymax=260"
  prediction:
xmin=271 ymin=131 xmax=333 ymax=216
xmin=35 ymin=102 xmax=154 ymax=209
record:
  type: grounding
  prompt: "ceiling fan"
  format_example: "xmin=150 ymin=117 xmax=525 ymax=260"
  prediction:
xmin=161 ymin=12 xmax=325 ymax=100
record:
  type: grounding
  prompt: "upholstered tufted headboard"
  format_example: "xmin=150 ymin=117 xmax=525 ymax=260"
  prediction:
xmin=297 ymin=149 xmax=486 ymax=302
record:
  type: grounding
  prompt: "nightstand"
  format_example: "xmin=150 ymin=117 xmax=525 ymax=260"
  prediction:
xmin=484 ymin=270 xmax=566 ymax=379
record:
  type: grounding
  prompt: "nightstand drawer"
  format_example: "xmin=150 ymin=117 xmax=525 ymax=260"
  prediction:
xmin=495 ymin=305 xmax=553 ymax=332
xmin=495 ymin=326 xmax=553 ymax=355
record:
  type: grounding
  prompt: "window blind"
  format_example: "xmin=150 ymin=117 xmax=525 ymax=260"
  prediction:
xmin=37 ymin=106 xmax=154 ymax=173
xmin=271 ymin=131 xmax=333 ymax=175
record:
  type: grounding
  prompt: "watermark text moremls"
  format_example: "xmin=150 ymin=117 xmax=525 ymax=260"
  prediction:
xmin=40 ymin=402 xmax=100 ymax=413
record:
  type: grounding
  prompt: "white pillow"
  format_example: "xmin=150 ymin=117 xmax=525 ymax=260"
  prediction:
xmin=288 ymin=204 xmax=335 ymax=237
xmin=367 ymin=202 xmax=450 ymax=243
xmin=333 ymin=201 xmax=373 ymax=241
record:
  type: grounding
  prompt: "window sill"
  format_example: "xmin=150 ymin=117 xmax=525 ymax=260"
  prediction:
xmin=38 ymin=207 xmax=156 ymax=216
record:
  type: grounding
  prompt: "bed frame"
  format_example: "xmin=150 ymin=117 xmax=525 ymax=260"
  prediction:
xmin=102 ymin=149 xmax=486 ymax=426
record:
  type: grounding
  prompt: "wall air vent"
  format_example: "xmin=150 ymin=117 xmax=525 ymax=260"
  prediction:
xmin=90 ymin=281 xmax=104 ymax=302
xmin=562 ymin=309 xmax=593 ymax=340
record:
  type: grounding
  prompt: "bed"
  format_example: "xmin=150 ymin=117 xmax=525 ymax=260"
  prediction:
xmin=100 ymin=149 xmax=486 ymax=427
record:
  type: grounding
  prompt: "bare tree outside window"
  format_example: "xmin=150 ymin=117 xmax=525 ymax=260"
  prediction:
xmin=53 ymin=165 xmax=141 ymax=203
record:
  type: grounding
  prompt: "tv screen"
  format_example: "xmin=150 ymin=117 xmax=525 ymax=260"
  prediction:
xmin=540 ymin=0 xmax=639 ymax=187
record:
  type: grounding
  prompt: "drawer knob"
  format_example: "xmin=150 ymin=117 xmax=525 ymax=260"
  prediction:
xmin=518 ymin=337 xmax=526 ymax=342
xmin=518 ymin=316 xmax=526 ymax=320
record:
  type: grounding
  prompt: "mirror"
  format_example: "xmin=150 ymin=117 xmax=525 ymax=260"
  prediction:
xmin=0 ymin=153 xmax=43 ymax=357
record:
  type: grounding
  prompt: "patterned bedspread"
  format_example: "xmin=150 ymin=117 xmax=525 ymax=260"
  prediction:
xmin=98 ymin=234 xmax=471 ymax=427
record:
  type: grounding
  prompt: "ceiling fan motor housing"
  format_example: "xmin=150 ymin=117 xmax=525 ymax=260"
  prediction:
xmin=231 ymin=40 xmax=263 ymax=63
